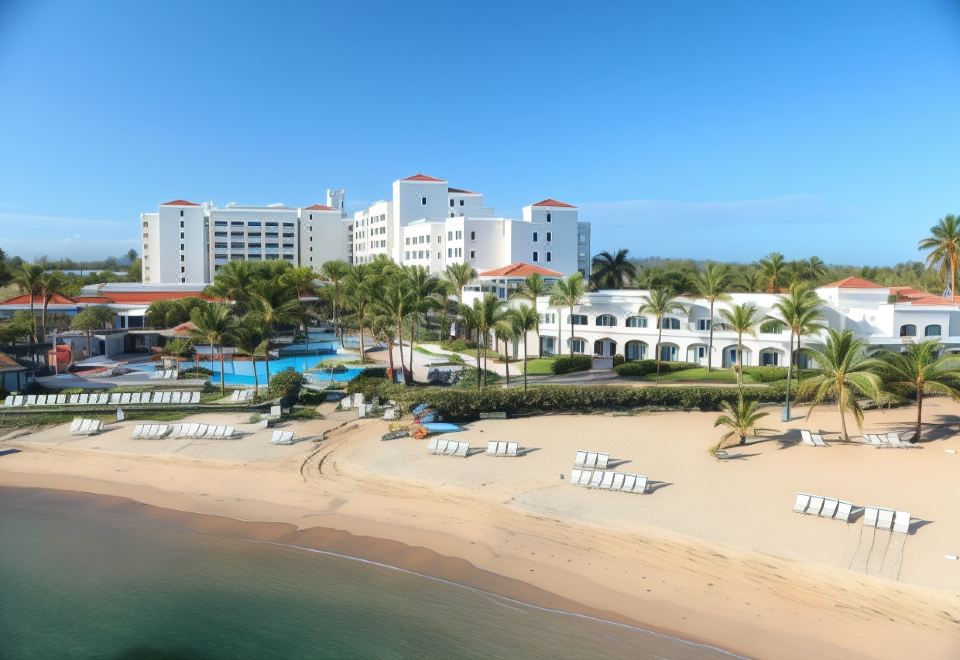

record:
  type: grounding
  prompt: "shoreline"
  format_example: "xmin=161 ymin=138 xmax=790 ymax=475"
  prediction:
xmin=1 ymin=485 xmax=740 ymax=658
xmin=2 ymin=405 xmax=960 ymax=659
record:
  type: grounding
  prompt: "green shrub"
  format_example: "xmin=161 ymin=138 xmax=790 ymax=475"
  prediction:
xmin=453 ymin=366 xmax=501 ymax=387
xmin=614 ymin=360 xmax=700 ymax=377
xmin=299 ymin=389 xmax=326 ymax=406
xmin=268 ymin=368 xmax=305 ymax=403
xmin=288 ymin=406 xmax=324 ymax=420
xmin=613 ymin=354 xmax=625 ymax=367
xmin=440 ymin=338 xmax=476 ymax=353
xmin=180 ymin=366 xmax=212 ymax=379
xmin=551 ymin=355 xmax=592 ymax=375
xmin=741 ymin=366 xmax=788 ymax=382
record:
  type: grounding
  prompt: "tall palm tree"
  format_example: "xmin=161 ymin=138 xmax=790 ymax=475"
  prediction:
xmin=797 ymin=329 xmax=884 ymax=442
xmin=713 ymin=395 xmax=770 ymax=451
xmin=38 ymin=271 xmax=65 ymax=344
xmin=375 ymin=279 xmax=412 ymax=384
xmin=691 ymin=264 xmax=731 ymax=371
xmin=638 ymin=287 xmax=686 ymax=383
xmin=434 ymin=278 xmax=453 ymax=344
xmin=404 ymin=265 xmax=441 ymax=378
xmin=205 ymin=260 xmax=258 ymax=312
xmin=321 ymin=260 xmax=351 ymax=344
xmin=877 ymin=340 xmax=960 ymax=441
xmin=548 ymin=272 xmax=586 ymax=357
xmin=229 ymin=322 xmax=266 ymax=395
xmin=512 ymin=272 xmax=548 ymax=355
xmin=476 ymin=293 xmax=508 ymax=386
xmin=459 ymin=301 xmax=483 ymax=387
xmin=772 ymin=283 xmax=826 ymax=418
xmin=189 ymin=303 xmax=235 ymax=396
xmin=718 ymin=302 xmax=762 ymax=391
xmin=249 ymin=286 xmax=300 ymax=384
xmin=737 ymin=268 xmax=763 ymax=293
xmin=444 ymin=262 xmax=477 ymax=338
xmin=342 ymin=264 xmax=380 ymax=362
xmin=758 ymin=252 xmax=787 ymax=293
xmin=12 ymin=263 xmax=43 ymax=344
xmin=494 ymin=319 xmax=514 ymax=386
xmin=590 ymin=249 xmax=636 ymax=289
xmin=918 ymin=214 xmax=960 ymax=295
xmin=161 ymin=337 xmax=194 ymax=373
xmin=510 ymin=304 xmax=539 ymax=392
xmin=804 ymin=256 xmax=827 ymax=284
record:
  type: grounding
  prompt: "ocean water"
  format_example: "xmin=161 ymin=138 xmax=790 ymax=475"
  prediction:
xmin=0 ymin=489 xmax=733 ymax=659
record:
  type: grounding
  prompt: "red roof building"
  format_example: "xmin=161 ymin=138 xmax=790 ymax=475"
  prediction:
xmin=821 ymin=276 xmax=883 ymax=289
xmin=160 ymin=199 xmax=200 ymax=206
xmin=531 ymin=198 xmax=576 ymax=208
xmin=402 ymin=173 xmax=445 ymax=182
xmin=303 ymin=203 xmax=337 ymax=211
xmin=478 ymin=263 xmax=563 ymax=278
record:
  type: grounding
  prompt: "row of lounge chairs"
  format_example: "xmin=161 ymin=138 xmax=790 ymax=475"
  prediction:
xmin=167 ymin=423 xmax=235 ymax=439
xmin=133 ymin=424 xmax=172 ymax=438
xmin=800 ymin=430 xmax=829 ymax=447
xmin=150 ymin=369 xmax=179 ymax=380
xmin=864 ymin=507 xmax=911 ymax=533
xmin=271 ymin=430 xmax=296 ymax=445
xmin=864 ymin=432 xmax=917 ymax=448
xmin=570 ymin=469 xmax=648 ymax=493
xmin=229 ymin=389 xmax=255 ymax=402
xmin=69 ymin=418 xmax=103 ymax=435
xmin=793 ymin=493 xmax=853 ymax=521
xmin=427 ymin=438 xmax=469 ymax=457
xmin=574 ymin=450 xmax=610 ymax=469
xmin=3 ymin=391 xmax=201 ymax=407
xmin=486 ymin=441 xmax=518 ymax=457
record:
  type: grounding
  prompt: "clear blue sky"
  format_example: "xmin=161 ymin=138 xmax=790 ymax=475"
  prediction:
xmin=1 ymin=1 xmax=958 ymax=265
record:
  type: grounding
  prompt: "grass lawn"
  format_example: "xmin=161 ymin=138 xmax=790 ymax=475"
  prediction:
xmin=521 ymin=358 xmax=556 ymax=375
xmin=629 ymin=367 xmax=767 ymax=384
xmin=413 ymin=345 xmax=465 ymax=364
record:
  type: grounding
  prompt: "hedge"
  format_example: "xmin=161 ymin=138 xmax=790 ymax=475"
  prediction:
xmin=268 ymin=368 xmax=305 ymax=404
xmin=552 ymin=355 xmax=592 ymax=375
xmin=344 ymin=378 xmax=791 ymax=421
xmin=614 ymin=360 xmax=699 ymax=377
xmin=741 ymin=366 xmax=787 ymax=382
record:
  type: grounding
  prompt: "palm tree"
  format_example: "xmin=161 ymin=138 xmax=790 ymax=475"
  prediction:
xmin=444 ymin=262 xmax=477 ymax=338
xmin=205 ymin=260 xmax=258 ymax=312
xmin=459 ymin=301 xmax=483 ymax=387
xmin=797 ymin=329 xmax=884 ymax=442
xmin=804 ymin=256 xmax=827 ymax=284
xmin=38 ymin=271 xmax=65 ymax=344
xmin=512 ymin=272 xmax=548 ymax=355
xmin=229 ymin=322 xmax=266 ymax=395
xmin=343 ymin=264 xmax=380 ymax=362
xmin=70 ymin=305 xmax=115 ymax=359
xmin=737 ymin=268 xmax=763 ymax=293
xmin=758 ymin=252 xmax=787 ymax=293
xmin=918 ymin=214 xmax=960 ymax=295
xmin=476 ymin=293 xmax=507 ymax=386
xmin=718 ymin=302 xmax=762 ymax=391
xmin=691 ymin=264 xmax=731 ymax=371
xmin=321 ymin=260 xmax=351 ymax=344
xmin=772 ymin=283 xmax=826 ymax=418
xmin=161 ymin=337 xmax=194 ymax=373
xmin=375 ymin=279 xmax=412 ymax=384
xmin=510 ymin=304 xmax=539 ymax=392
xmin=404 ymin=265 xmax=441 ymax=378
xmin=549 ymin=272 xmax=586 ymax=357
xmin=189 ymin=303 xmax=235 ymax=396
xmin=713 ymin=396 xmax=770 ymax=451
xmin=434 ymin=278 xmax=453 ymax=345
xmin=12 ymin=263 xmax=43 ymax=343
xmin=877 ymin=341 xmax=960 ymax=441
xmin=590 ymin=249 xmax=636 ymax=290
xmin=249 ymin=286 xmax=300 ymax=385
xmin=638 ymin=288 xmax=686 ymax=383
xmin=494 ymin=320 xmax=514 ymax=386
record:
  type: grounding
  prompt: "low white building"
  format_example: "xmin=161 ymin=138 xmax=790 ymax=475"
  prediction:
xmin=495 ymin=276 xmax=960 ymax=361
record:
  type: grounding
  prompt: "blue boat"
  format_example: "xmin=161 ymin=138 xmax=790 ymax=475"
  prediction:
xmin=420 ymin=422 xmax=461 ymax=434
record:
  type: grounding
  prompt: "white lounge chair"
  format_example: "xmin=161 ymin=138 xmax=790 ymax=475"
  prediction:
xmin=877 ymin=508 xmax=895 ymax=530
xmin=585 ymin=452 xmax=598 ymax=469
xmin=589 ymin=471 xmax=604 ymax=488
xmin=820 ymin=498 xmax=839 ymax=518
xmin=69 ymin=418 xmax=83 ymax=433
xmin=887 ymin=432 xmax=917 ymax=449
xmin=506 ymin=442 xmax=518 ymax=457
xmin=12 ymin=395 xmax=24 ymax=406
xmin=163 ymin=392 xmax=173 ymax=404
xmin=223 ymin=426 xmax=235 ymax=438
xmin=793 ymin=493 xmax=811 ymax=513
xmin=35 ymin=395 xmax=47 ymax=405
xmin=169 ymin=392 xmax=180 ymax=404
xmin=595 ymin=453 xmax=610 ymax=469
xmin=3 ymin=395 xmax=13 ymax=407
xmin=434 ymin=439 xmax=448 ymax=454
xmin=71 ymin=418 xmax=101 ymax=435
xmin=893 ymin=511 xmax=911 ymax=534
xmin=835 ymin=500 xmax=853 ymax=522
xmin=611 ymin=473 xmax=625 ymax=491
xmin=25 ymin=395 xmax=37 ymax=406
xmin=633 ymin=475 xmax=648 ymax=493
xmin=806 ymin=496 xmax=824 ymax=515
xmin=230 ymin=390 xmax=240 ymax=402
xmin=271 ymin=430 xmax=295 ymax=445
xmin=570 ymin=468 xmax=582 ymax=485
xmin=578 ymin=470 xmax=593 ymax=486
xmin=454 ymin=442 xmax=469 ymax=457
xmin=812 ymin=434 xmax=829 ymax=447
xmin=190 ymin=392 xmax=200 ymax=404
xmin=108 ymin=393 xmax=120 ymax=404
xmin=444 ymin=441 xmax=459 ymax=456
xmin=800 ymin=429 xmax=815 ymax=446
xmin=864 ymin=433 xmax=884 ymax=447
xmin=194 ymin=424 xmax=209 ymax=438
xmin=428 ymin=438 xmax=439 ymax=454
xmin=574 ymin=450 xmax=587 ymax=467
xmin=486 ymin=441 xmax=497 ymax=455
xmin=599 ymin=472 xmax=614 ymax=489
xmin=863 ymin=507 xmax=879 ymax=527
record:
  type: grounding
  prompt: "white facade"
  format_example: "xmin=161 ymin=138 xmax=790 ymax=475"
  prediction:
xmin=353 ymin=173 xmax=591 ymax=276
xmin=141 ymin=190 xmax=353 ymax=284
xmin=482 ymin=278 xmax=960 ymax=360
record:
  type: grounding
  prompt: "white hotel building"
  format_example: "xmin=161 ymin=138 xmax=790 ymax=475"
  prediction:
xmin=466 ymin=276 xmax=960 ymax=360
xmin=140 ymin=174 xmax=590 ymax=284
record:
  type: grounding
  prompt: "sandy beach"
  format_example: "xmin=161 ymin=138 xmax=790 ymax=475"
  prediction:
xmin=2 ymin=399 xmax=960 ymax=659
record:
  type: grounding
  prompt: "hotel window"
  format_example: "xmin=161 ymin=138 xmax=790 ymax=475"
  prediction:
xmin=447 ymin=231 xmax=453 ymax=240
xmin=180 ymin=210 xmax=184 ymax=217
xmin=532 ymin=232 xmax=538 ymax=242
xmin=459 ymin=200 xmax=464 ymax=206
xmin=470 ymin=231 xmax=476 ymax=241
xmin=596 ymin=314 xmax=617 ymax=327
xmin=456 ymin=230 xmax=462 ymax=239
xmin=143 ymin=221 xmax=148 ymax=227
xmin=660 ymin=318 xmax=681 ymax=330
xmin=180 ymin=243 xmax=184 ymax=250
xmin=570 ymin=338 xmax=586 ymax=353
xmin=180 ymin=221 xmax=184 ymax=228
xmin=546 ymin=213 xmax=551 ymax=222
xmin=697 ymin=319 xmax=712 ymax=331
xmin=421 ymin=196 xmax=427 ymax=205
xmin=248 ymin=243 xmax=262 ymax=249
xmin=180 ymin=232 xmax=184 ymax=239
xmin=760 ymin=320 xmax=781 ymax=334
xmin=532 ymin=251 xmax=539 ymax=262
xmin=899 ymin=324 xmax=917 ymax=337
xmin=546 ymin=252 xmax=552 ymax=262
xmin=215 ymin=221 xmax=227 ymax=227
xmin=541 ymin=313 xmax=556 ymax=324
xmin=180 ymin=266 xmax=185 ymax=273
xmin=180 ymin=255 xmax=184 ymax=262
xmin=283 ymin=223 xmax=294 ymax=228
xmin=625 ymin=316 xmax=648 ymax=328
xmin=925 ymin=324 xmax=942 ymax=337
xmin=215 ymin=242 xmax=228 ymax=249
xmin=450 ymin=199 xmax=454 ymax=207
xmin=569 ymin=314 xmax=587 ymax=325
xmin=406 ymin=251 xmax=410 ymax=260
xmin=469 ymin=250 xmax=475 ymax=259
xmin=448 ymin=248 xmax=452 ymax=258
xmin=546 ymin=231 xmax=552 ymax=241
xmin=405 ymin=237 xmax=410 ymax=245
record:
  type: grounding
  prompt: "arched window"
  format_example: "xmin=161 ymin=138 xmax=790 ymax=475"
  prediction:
xmin=595 ymin=314 xmax=617 ymax=327
xmin=567 ymin=314 xmax=588 ymax=325
xmin=568 ymin=337 xmax=586 ymax=353
xmin=660 ymin=317 xmax=681 ymax=330
xmin=899 ymin=324 xmax=917 ymax=337
xmin=925 ymin=324 xmax=942 ymax=337
xmin=625 ymin=316 xmax=648 ymax=328
xmin=624 ymin=341 xmax=647 ymax=360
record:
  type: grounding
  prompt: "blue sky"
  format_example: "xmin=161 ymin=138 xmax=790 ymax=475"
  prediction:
xmin=1 ymin=1 xmax=958 ymax=265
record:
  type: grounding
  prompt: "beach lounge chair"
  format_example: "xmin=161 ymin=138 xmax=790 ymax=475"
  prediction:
xmin=271 ymin=430 xmax=295 ymax=445
xmin=793 ymin=493 xmax=811 ymax=513
xmin=584 ymin=452 xmax=598 ymax=469
xmin=109 ymin=393 xmax=121 ymax=404
xmin=193 ymin=424 xmax=208 ymax=438
xmin=71 ymin=418 xmax=99 ymax=435
xmin=427 ymin=438 xmax=439 ymax=454
xmin=97 ymin=394 xmax=108 ymax=405
xmin=163 ymin=392 xmax=173 ymax=404
xmin=800 ymin=429 xmax=816 ymax=446
xmin=887 ymin=432 xmax=917 ymax=449
xmin=589 ymin=471 xmax=604 ymax=488
xmin=633 ymin=475 xmax=648 ymax=493
xmin=230 ymin=390 xmax=240 ymax=402
xmin=35 ymin=395 xmax=47 ymax=405
xmin=574 ymin=451 xmax=587 ymax=467
xmin=169 ymin=392 xmax=180 ymax=404
xmin=118 ymin=393 xmax=130 ymax=405
xmin=12 ymin=395 xmax=24 ymax=406
xmin=67 ymin=394 xmax=78 ymax=404
xmin=877 ymin=508 xmax=895 ymax=530
xmin=445 ymin=441 xmax=459 ymax=456
xmin=570 ymin=469 xmax=583 ymax=485
xmin=806 ymin=496 xmax=824 ymax=515
xmin=24 ymin=395 xmax=36 ymax=406
xmin=577 ymin=470 xmax=593 ymax=486
xmin=454 ymin=442 xmax=469 ymax=457
xmin=3 ymin=396 xmax=12 ymax=406
xmin=190 ymin=392 xmax=200 ymax=404
xmin=864 ymin=507 xmax=879 ymax=527
xmin=496 ymin=442 xmax=508 ymax=456
xmin=599 ymin=471 xmax=615 ymax=489
xmin=486 ymin=441 xmax=497 ymax=455
xmin=75 ymin=394 xmax=87 ymax=405
xmin=222 ymin=426 xmax=235 ymax=438
xmin=435 ymin=439 xmax=449 ymax=454
xmin=54 ymin=394 xmax=65 ymax=404
xmin=506 ymin=442 xmax=518 ymax=457
xmin=864 ymin=433 xmax=884 ymax=447
xmin=820 ymin=498 xmax=839 ymax=518
xmin=132 ymin=425 xmax=144 ymax=438
xmin=835 ymin=501 xmax=853 ymax=522
xmin=69 ymin=418 xmax=83 ymax=433
xmin=900 ymin=431 xmax=916 ymax=444
xmin=611 ymin=473 xmax=625 ymax=491
xmin=812 ymin=434 xmax=829 ymax=447
xmin=596 ymin=453 xmax=610 ymax=469
xmin=893 ymin=511 xmax=911 ymax=534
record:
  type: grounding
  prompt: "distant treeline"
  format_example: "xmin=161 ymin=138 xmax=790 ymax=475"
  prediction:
xmin=0 ymin=248 xmax=141 ymax=289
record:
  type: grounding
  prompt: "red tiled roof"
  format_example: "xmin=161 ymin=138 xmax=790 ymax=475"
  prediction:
xmin=822 ymin=276 xmax=883 ymax=289
xmin=906 ymin=295 xmax=956 ymax=306
xmin=161 ymin=199 xmax=200 ymax=206
xmin=531 ymin=198 xmax=576 ymax=208
xmin=0 ymin=293 xmax=78 ymax=305
xmin=0 ymin=291 xmax=212 ymax=307
xmin=478 ymin=263 xmax=563 ymax=277
xmin=0 ymin=352 xmax=24 ymax=370
xmin=303 ymin=204 xmax=337 ymax=211
xmin=402 ymin=173 xmax=445 ymax=182
xmin=448 ymin=187 xmax=474 ymax=194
